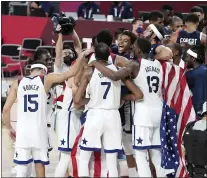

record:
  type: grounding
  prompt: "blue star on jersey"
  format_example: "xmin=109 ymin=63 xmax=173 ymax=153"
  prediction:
xmin=137 ymin=137 xmax=143 ymax=144
xmin=60 ymin=139 xmax=65 ymax=145
xmin=82 ymin=138 xmax=88 ymax=145
xmin=15 ymin=152 xmax=18 ymax=158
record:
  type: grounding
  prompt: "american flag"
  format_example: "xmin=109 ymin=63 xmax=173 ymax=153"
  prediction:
xmin=160 ymin=62 xmax=196 ymax=178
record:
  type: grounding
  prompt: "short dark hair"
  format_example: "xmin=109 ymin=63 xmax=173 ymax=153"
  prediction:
xmin=149 ymin=11 xmax=164 ymax=22
xmin=92 ymin=36 xmax=98 ymax=46
xmin=114 ymin=28 xmax=127 ymax=39
xmin=185 ymin=13 xmax=199 ymax=24
xmin=63 ymin=45 xmax=78 ymax=60
xmin=33 ymin=49 xmax=50 ymax=61
xmin=96 ymin=29 xmax=113 ymax=47
xmin=190 ymin=6 xmax=204 ymax=14
xmin=95 ymin=42 xmax=110 ymax=61
xmin=173 ymin=43 xmax=182 ymax=57
xmin=153 ymin=24 xmax=165 ymax=41
xmin=161 ymin=5 xmax=173 ymax=11
xmin=121 ymin=30 xmax=137 ymax=44
xmin=30 ymin=60 xmax=47 ymax=72
xmin=136 ymin=38 xmax=151 ymax=54
xmin=174 ymin=12 xmax=183 ymax=20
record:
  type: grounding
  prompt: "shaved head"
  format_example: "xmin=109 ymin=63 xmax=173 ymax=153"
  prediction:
xmin=170 ymin=16 xmax=183 ymax=26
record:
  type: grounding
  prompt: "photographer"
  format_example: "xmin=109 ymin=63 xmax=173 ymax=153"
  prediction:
xmin=182 ymin=101 xmax=207 ymax=178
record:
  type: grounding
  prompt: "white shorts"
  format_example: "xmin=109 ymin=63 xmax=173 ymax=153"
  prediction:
xmin=132 ymin=125 xmax=161 ymax=150
xmin=57 ymin=110 xmax=82 ymax=152
xmin=13 ymin=147 xmax=49 ymax=165
xmin=80 ymin=109 xmax=122 ymax=153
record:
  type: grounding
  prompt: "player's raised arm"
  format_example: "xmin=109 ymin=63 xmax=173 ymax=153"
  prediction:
xmin=121 ymin=78 xmax=144 ymax=101
xmin=44 ymin=51 xmax=87 ymax=93
xmin=73 ymin=67 xmax=91 ymax=109
xmin=2 ymin=80 xmax=18 ymax=140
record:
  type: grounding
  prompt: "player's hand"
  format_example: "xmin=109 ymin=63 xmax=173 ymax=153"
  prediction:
xmin=82 ymin=49 xmax=92 ymax=56
xmin=9 ymin=128 xmax=16 ymax=142
xmin=56 ymin=24 xmax=62 ymax=34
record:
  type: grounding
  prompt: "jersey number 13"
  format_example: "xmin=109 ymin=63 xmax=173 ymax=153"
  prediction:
xmin=147 ymin=76 xmax=159 ymax=93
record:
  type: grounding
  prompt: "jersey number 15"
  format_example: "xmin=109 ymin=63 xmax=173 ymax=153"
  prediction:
xmin=24 ymin=94 xmax=39 ymax=112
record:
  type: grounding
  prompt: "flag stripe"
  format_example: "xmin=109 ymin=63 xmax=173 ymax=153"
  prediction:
xmin=94 ymin=152 xmax=101 ymax=177
xmin=71 ymin=127 xmax=84 ymax=178
xmin=165 ymin=65 xmax=175 ymax=102
xmin=161 ymin=62 xmax=196 ymax=178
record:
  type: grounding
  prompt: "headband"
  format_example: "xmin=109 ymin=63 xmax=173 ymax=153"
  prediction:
xmin=31 ymin=64 xmax=48 ymax=74
xmin=187 ymin=49 xmax=197 ymax=58
xmin=149 ymin=24 xmax=163 ymax=40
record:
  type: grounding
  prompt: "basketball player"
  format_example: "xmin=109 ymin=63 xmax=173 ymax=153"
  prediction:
xmin=54 ymin=72 xmax=84 ymax=177
xmin=175 ymin=13 xmax=207 ymax=46
xmin=74 ymin=43 xmax=143 ymax=177
xmin=88 ymin=30 xmax=137 ymax=176
xmin=143 ymin=23 xmax=173 ymax=61
xmin=185 ymin=45 xmax=207 ymax=118
xmin=2 ymin=51 xmax=86 ymax=177
xmin=91 ymin=38 xmax=166 ymax=177
xmin=114 ymin=30 xmax=138 ymax=177
xmin=166 ymin=43 xmax=186 ymax=69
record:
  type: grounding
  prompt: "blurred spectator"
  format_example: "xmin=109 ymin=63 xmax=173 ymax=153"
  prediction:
xmin=131 ymin=18 xmax=144 ymax=37
xmin=161 ymin=5 xmax=174 ymax=26
xmin=77 ymin=2 xmax=100 ymax=20
xmin=148 ymin=11 xmax=164 ymax=26
xmin=191 ymin=6 xmax=205 ymax=31
xmin=109 ymin=2 xmax=133 ymax=20
xmin=1 ymin=1 xmax=9 ymax=15
xmin=27 ymin=1 xmax=51 ymax=17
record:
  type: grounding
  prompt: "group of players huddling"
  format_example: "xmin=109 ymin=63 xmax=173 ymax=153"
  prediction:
xmin=3 ymin=12 xmax=206 ymax=178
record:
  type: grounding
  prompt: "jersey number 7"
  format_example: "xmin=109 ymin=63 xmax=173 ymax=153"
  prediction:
xmin=24 ymin=94 xmax=39 ymax=112
xmin=101 ymin=82 xmax=111 ymax=99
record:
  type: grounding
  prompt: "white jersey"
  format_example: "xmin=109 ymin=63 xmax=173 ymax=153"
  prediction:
xmin=133 ymin=59 xmax=163 ymax=127
xmin=87 ymin=64 xmax=121 ymax=110
xmin=61 ymin=82 xmax=75 ymax=111
xmin=15 ymin=76 xmax=48 ymax=149
xmin=53 ymin=63 xmax=69 ymax=107
xmin=46 ymin=89 xmax=55 ymax=123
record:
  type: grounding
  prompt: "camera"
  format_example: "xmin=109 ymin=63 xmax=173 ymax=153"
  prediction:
xmin=52 ymin=13 xmax=76 ymax=35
